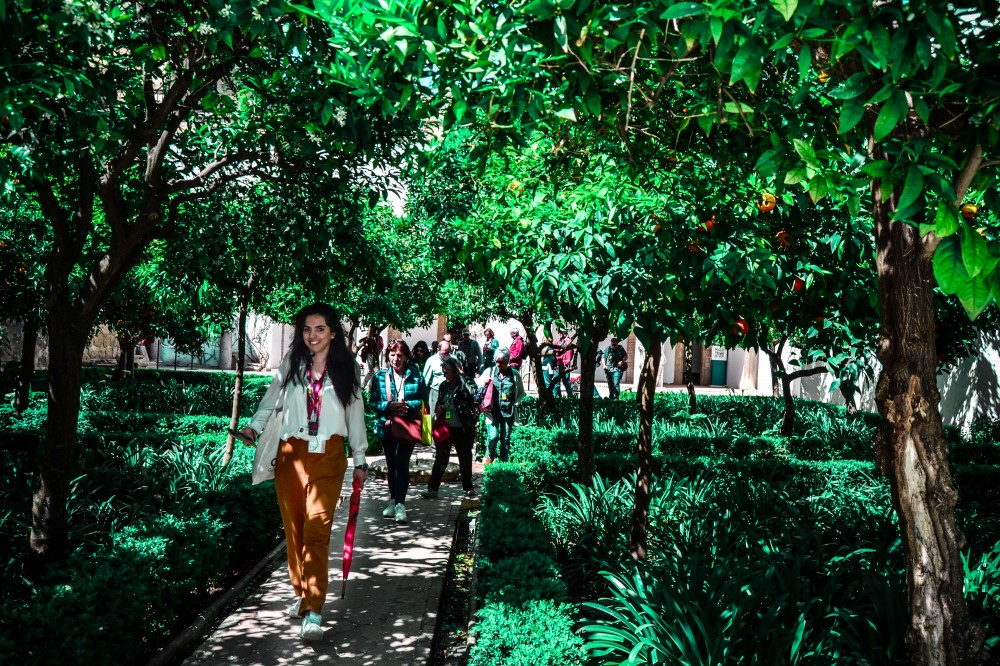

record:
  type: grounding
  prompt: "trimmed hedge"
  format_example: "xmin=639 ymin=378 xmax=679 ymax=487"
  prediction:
xmin=471 ymin=463 xmax=585 ymax=666
xmin=0 ymin=370 xmax=284 ymax=666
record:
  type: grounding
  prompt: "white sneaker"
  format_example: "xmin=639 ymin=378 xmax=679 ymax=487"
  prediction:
xmin=300 ymin=611 xmax=323 ymax=641
xmin=287 ymin=597 xmax=303 ymax=618
xmin=382 ymin=500 xmax=397 ymax=518
xmin=394 ymin=503 xmax=408 ymax=523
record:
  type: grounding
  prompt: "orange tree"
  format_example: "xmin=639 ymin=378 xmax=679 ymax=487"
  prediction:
xmin=0 ymin=192 xmax=48 ymax=414
xmin=0 ymin=0 xmax=416 ymax=574
xmin=701 ymin=188 xmax=881 ymax=433
xmin=328 ymin=0 xmax=1000 ymax=659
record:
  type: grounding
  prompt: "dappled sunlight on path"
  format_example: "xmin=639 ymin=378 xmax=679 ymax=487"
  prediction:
xmin=182 ymin=455 xmax=475 ymax=665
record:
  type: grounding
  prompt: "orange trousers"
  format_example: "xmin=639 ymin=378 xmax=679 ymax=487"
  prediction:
xmin=274 ymin=434 xmax=347 ymax=616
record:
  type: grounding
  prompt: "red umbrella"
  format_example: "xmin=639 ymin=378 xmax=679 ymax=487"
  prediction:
xmin=341 ymin=476 xmax=363 ymax=598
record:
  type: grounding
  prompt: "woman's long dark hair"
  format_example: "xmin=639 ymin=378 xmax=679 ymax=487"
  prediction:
xmin=283 ymin=303 xmax=360 ymax=406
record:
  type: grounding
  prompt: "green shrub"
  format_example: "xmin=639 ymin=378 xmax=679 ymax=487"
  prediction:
xmin=7 ymin=544 xmax=167 ymax=665
xmin=469 ymin=600 xmax=585 ymax=666
xmin=478 ymin=550 xmax=568 ymax=606
xmin=579 ymin=475 xmax=909 ymax=665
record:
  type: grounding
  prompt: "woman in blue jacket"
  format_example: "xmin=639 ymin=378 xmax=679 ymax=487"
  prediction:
xmin=368 ymin=339 xmax=427 ymax=523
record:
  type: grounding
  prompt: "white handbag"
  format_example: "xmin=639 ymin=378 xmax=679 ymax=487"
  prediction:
xmin=251 ymin=408 xmax=282 ymax=485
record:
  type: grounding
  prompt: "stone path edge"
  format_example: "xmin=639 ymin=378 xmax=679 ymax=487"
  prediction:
xmin=145 ymin=539 xmax=288 ymax=666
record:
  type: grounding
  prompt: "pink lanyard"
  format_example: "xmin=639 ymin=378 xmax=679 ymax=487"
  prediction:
xmin=306 ymin=367 xmax=326 ymax=431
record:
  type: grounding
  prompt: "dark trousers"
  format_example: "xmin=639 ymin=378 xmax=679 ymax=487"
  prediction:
xmin=556 ymin=364 xmax=574 ymax=396
xmin=428 ymin=427 xmax=475 ymax=492
xmin=382 ymin=438 xmax=415 ymax=504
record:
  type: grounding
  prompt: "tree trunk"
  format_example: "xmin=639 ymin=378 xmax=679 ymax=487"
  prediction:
xmin=630 ymin=330 xmax=660 ymax=561
xmin=577 ymin=345 xmax=598 ymax=482
xmin=26 ymin=324 xmax=87 ymax=577
xmin=14 ymin=319 xmax=38 ymax=416
xmin=519 ymin=311 xmax=557 ymax=413
xmin=779 ymin=365 xmax=795 ymax=436
xmin=223 ymin=280 xmax=253 ymax=468
xmin=114 ymin=337 xmax=129 ymax=380
xmin=840 ymin=382 xmax=859 ymax=418
xmin=576 ymin=318 xmax=607 ymax=482
xmin=683 ymin=342 xmax=697 ymax=413
xmin=768 ymin=345 xmax=783 ymax=399
xmin=872 ymin=165 xmax=983 ymax=665
xmin=766 ymin=351 xmax=794 ymax=435
xmin=347 ymin=317 xmax=360 ymax=354
xmin=113 ymin=334 xmax=138 ymax=380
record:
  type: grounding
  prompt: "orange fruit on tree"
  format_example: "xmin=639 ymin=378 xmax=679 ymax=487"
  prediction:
xmin=961 ymin=203 xmax=978 ymax=219
xmin=793 ymin=277 xmax=805 ymax=292
xmin=758 ymin=193 xmax=776 ymax=213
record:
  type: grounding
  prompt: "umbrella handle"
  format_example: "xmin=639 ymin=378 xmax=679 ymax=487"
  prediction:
xmin=341 ymin=580 xmax=347 ymax=598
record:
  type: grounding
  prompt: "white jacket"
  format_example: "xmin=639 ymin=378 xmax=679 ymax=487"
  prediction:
xmin=249 ymin=352 xmax=369 ymax=467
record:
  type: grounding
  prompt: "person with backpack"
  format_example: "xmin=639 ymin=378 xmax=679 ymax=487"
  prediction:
xmin=421 ymin=357 xmax=478 ymax=499
xmin=480 ymin=348 xmax=525 ymax=464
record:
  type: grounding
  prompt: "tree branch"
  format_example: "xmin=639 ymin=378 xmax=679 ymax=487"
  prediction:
xmin=787 ymin=364 xmax=829 ymax=382
xmin=106 ymin=67 xmax=197 ymax=183
xmin=923 ymin=143 xmax=984 ymax=260
xmin=623 ymin=29 xmax=645 ymax=140
xmin=166 ymin=151 xmax=260 ymax=194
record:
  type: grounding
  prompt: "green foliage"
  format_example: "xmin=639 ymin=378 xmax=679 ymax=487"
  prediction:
xmin=580 ymin=475 xmax=909 ymax=664
xmin=0 ymin=370 xmax=282 ymax=666
xmin=469 ymin=600 xmax=585 ymax=666
xmin=478 ymin=463 xmax=553 ymax=563
xmin=478 ymin=550 xmax=568 ymax=607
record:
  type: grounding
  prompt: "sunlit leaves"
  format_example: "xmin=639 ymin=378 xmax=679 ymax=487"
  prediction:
xmin=934 ymin=235 xmax=999 ymax=320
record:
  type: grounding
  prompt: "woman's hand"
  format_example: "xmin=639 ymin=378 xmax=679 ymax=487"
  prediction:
xmin=435 ymin=405 xmax=446 ymax=416
xmin=237 ymin=427 xmax=257 ymax=446
xmin=389 ymin=401 xmax=409 ymax=416
xmin=353 ymin=466 xmax=368 ymax=485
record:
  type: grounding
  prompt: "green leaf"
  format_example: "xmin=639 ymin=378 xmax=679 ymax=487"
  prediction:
xmin=932 ymin=236 xmax=964 ymax=295
xmin=933 ymin=201 xmax=959 ymax=238
xmin=554 ymin=15 xmax=568 ymax=50
xmin=660 ymin=2 xmax=708 ymax=20
xmin=958 ymin=275 xmax=994 ymax=320
xmin=554 ymin=107 xmax=578 ymax=122
xmin=873 ymin=90 xmax=907 ymax=142
xmin=839 ymin=99 xmax=866 ymax=133
xmin=732 ymin=38 xmax=766 ymax=91
xmin=770 ymin=0 xmax=798 ymax=21
xmin=792 ymin=138 xmax=818 ymax=166
xmin=860 ymin=160 xmax=891 ymax=179
xmin=893 ymin=166 xmax=924 ymax=219
xmin=962 ymin=226 xmax=999 ymax=279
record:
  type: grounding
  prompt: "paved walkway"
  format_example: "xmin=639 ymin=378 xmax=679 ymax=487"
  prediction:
xmin=182 ymin=450 xmax=479 ymax=665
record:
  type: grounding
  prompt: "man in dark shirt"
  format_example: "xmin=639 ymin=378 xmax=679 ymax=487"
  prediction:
xmin=603 ymin=337 xmax=628 ymax=399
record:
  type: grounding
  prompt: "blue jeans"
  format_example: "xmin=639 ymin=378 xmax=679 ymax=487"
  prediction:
xmin=606 ymin=370 xmax=624 ymax=399
xmin=486 ymin=417 xmax=515 ymax=462
xmin=543 ymin=366 xmax=558 ymax=395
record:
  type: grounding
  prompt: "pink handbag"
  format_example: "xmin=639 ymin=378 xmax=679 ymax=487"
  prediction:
xmin=478 ymin=378 xmax=496 ymax=414
xmin=432 ymin=415 xmax=451 ymax=443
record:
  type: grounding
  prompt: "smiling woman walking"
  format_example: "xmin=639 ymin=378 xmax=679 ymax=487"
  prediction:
xmin=239 ymin=303 xmax=369 ymax=642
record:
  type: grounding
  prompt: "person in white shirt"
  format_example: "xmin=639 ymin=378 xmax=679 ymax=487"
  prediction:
xmin=240 ymin=303 xmax=369 ymax=642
